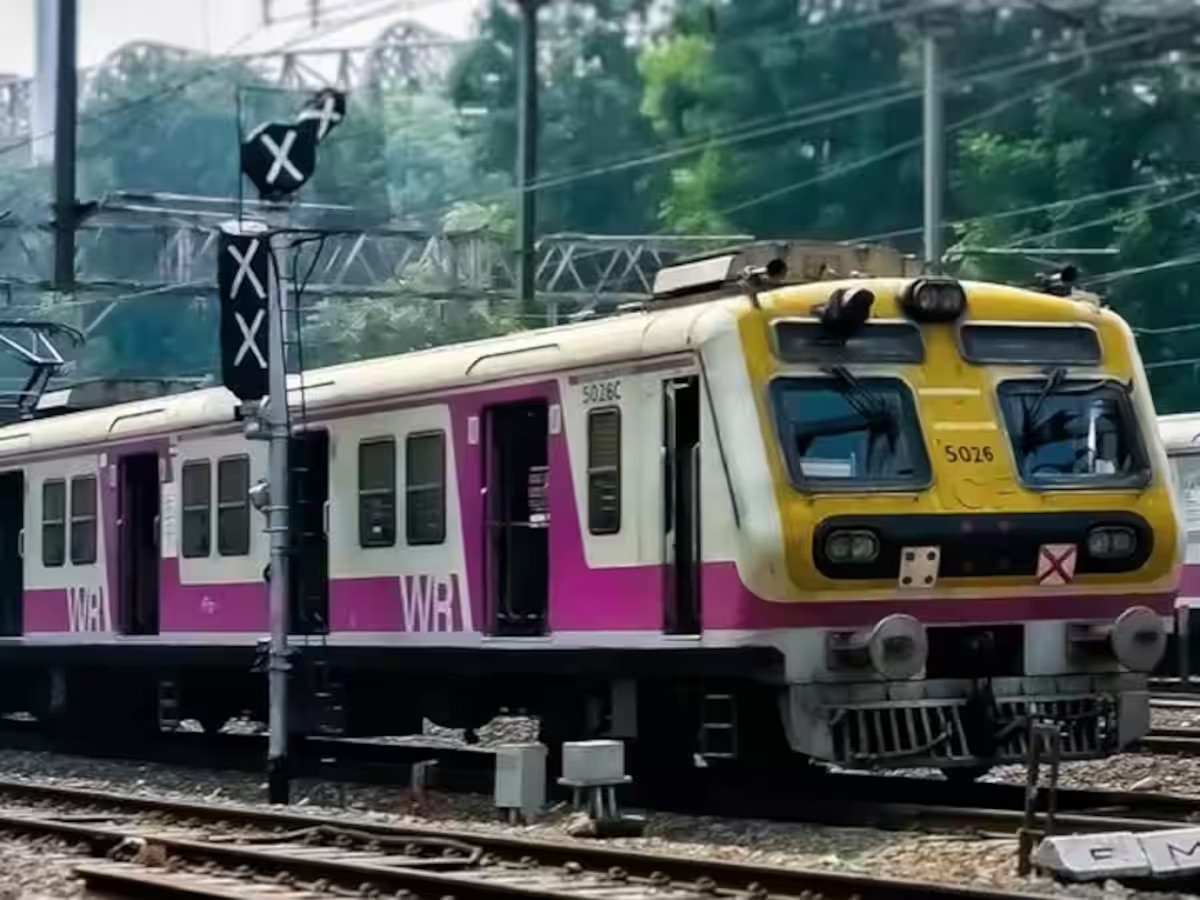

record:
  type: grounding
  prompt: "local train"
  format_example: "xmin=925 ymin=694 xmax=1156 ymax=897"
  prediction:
xmin=1156 ymin=412 xmax=1200 ymax=678
xmin=0 ymin=241 xmax=1180 ymax=780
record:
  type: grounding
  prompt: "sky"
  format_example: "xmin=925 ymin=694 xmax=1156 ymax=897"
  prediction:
xmin=0 ymin=0 xmax=484 ymax=78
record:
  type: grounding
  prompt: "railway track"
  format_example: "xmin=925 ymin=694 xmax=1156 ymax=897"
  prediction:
xmin=1141 ymin=725 xmax=1200 ymax=755
xmin=0 ymin=779 xmax=1059 ymax=900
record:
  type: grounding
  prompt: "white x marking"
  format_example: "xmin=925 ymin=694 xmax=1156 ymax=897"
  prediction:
xmin=226 ymin=239 xmax=266 ymax=300
xmin=234 ymin=309 xmax=267 ymax=369
xmin=261 ymin=129 xmax=303 ymax=185
xmin=300 ymin=94 xmax=343 ymax=141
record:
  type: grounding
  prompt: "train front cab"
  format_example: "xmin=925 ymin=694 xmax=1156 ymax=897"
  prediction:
xmin=712 ymin=274 xmax=1181 ymax=774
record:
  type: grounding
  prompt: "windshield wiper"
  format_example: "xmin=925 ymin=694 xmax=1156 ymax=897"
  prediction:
xmin=823 ymin=365 xmax=894 ymax=430
xmin=793 ymin=366 xmax=900 ymax=464
xmin=1027 ymin=366 xmax=1067 ymax=425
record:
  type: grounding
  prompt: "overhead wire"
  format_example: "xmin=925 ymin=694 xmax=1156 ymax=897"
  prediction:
xmin=1010 ymin=184 xmax=1200 ymax=248
xmin=710 ymin=57 xmax=1110 ymax=218
xmin=28 ymin=5 xmax=1200 ymax=345
xmin=43 ymin=22 xmax=1191 ymax=326
xmin=527 ymin=22 xmax=1170 ymax=200
xmin=848 ymin=177 xmax=1200 ymax=244
xmin=382 ymin=18 xmax=1182 ymax=233
xmin=0 ymin=0 xmax=443 ymax=162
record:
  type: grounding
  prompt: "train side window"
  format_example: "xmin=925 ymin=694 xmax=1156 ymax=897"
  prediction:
xmin=406 ymin=431 xmax=445 ymax=546
xmin=359 ymin=438 xmax=396 ymax=548
xmin=42 ymin=480 xmax=65 ymax=568
xmin=69 ymin=475 xmax=97 ymax=565
xmin=181 ymin=460 xmax=212 ymax=558
xmin=217 ymin=456 xmax=250 ymax=556
xmin=587 ymin=407 xmax=621 ymax=535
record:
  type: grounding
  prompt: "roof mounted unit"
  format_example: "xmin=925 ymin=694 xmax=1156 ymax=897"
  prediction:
xmin=652 ymin=253 xmax=741 ymax=298
xmin=33 ymin=376 xmax=211 ymax=418
xmin=650 ymin=241 xmax=920 ymax=304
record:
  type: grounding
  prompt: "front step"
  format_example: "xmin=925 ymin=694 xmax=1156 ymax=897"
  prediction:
xmin=699 ymin=692 xmax=736 ymax=759
xmin=157 ymin=679 xmax=180 ymax=732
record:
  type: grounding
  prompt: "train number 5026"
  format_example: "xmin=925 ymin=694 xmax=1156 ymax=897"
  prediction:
xmin=943 ymin=444 xmax=995 ymax=464
xmin=582 ymin=381 xmax=621 ymax=404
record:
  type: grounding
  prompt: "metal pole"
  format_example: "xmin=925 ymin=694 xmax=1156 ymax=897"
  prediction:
xmin=922 ymin=29 xmax=944 ymax=275
xmin=515 ymin=0 xmax=539 ymax=319
xmin=52 ymin=0 xmax=78 ymax=289
xmin=266 ymin=232 xmax=291 ymax=804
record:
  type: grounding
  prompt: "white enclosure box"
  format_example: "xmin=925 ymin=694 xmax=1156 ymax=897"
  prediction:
xmin=561 ymin=740 xmax=626 ymax=785
xmin=494 ymin=743 xmax=547 ymax=815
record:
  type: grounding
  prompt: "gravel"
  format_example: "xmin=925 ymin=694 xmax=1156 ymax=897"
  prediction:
xmin=0 ymin=743 xmax=1199 ymax=900
xmin=0 ymin=835 xmax=84 ymax=899
xmin=1151 ymin=705 xmax=1200 ymax=730
xmin=1 ymin=712 xmax=1200 ymax=899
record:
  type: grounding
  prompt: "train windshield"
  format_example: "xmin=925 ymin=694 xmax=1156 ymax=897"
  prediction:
xmin=771 ymin=375 xmax=930 ymax=489
xmin=997 ymin=376 xmax=1149 ymax=488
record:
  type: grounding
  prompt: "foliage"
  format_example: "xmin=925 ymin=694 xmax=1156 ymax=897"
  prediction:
xmin=5 ymin=1 xmax=1200 ymax=413
xmin=944 ymin=30 xmax=1200 ymax=412
xmin=449 ymin=0 xmax=664 ymax=234
xmin=303 ymin=295 xmax=520 ymax=367
xmin=78 ymin=48 xmax=269 ymax=198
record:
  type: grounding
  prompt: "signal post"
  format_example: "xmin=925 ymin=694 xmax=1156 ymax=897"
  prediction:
xmin=216 ymin=89 xmax=346 ymax=804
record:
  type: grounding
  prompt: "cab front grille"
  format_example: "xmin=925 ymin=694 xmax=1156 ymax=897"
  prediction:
xmin=828 ymin=695 xmax=1116 ymax=766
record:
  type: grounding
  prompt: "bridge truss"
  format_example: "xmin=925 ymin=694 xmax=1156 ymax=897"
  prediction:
xmin=0 ymin=191 xmax=747 ymax=329
xmin=0 ymin=19 xmax=462 ymax=148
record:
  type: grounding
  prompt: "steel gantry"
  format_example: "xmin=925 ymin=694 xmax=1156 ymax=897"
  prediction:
xmin=0 ymin=18 xmax=461 ymax=152
xmin=0 ymin=191 xmax=747 ymax=311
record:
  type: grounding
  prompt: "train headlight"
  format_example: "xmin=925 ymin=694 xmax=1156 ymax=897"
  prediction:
xmin=825 ymin=529 xmax=880 ymax=564
xmin=1087 ymin=525 xmax=1137 ymax=560
xmin=1110 ymin=605 xmax=1166 ymax=672
xmin=900 ymin=277 xmax=966 ymax=323
xmin=868 ymin=614 xmax=928 ymax=680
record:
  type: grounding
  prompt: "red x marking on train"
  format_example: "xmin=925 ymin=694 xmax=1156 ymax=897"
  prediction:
xmin=1037 ymin=544 xmax=1077 ymax=586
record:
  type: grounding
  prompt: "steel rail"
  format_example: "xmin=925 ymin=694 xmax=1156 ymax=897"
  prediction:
xmin=0 ymin=774 xmax=1198 ymax=839
xmin=0 ymin=791 xmax=1064 ymax=900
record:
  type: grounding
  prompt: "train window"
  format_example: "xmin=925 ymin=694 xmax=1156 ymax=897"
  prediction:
xmin=406 ymin=431 xmax=445 ymax=546
xmin=770 ymin=376 xmax=931 ymax=490
xmin=69 ymin=475 xmax=97 ymax=565
xmin=772 ymin=321 xmax=924 ymax=364
xmin=358 ymin=438 xmax=396 ymax=548
xmin=997 ymin=379 xmax=1148 ymax=488
xmin=587 ymin=408 xmax=621 ymax=534
xmin=181 ymin=460 xmax=211 ymax=558
xmin=961 ymin=324 xmax=1102 ymax=366
xmin=217 ymin=456 xmax=250 ymax=556
xmin=1173 ymin=454 xmax=1200 ymax=531
xmin=41 ymin=480 xmax=65 ymax=568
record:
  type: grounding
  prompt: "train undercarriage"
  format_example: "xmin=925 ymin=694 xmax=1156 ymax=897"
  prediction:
xmin=0 ymin=634 xmax=1159 ymax=783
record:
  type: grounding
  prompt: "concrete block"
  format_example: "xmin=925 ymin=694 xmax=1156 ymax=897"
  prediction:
xmin=494 ymin=743 xmax=547 ymax=816
xmin=1139 ymin=828 xmax=1200 ymax=877
xmin=1032 ymin=833 xmax=1149 ymax=881
xmin=561 ymin=740 xmax=625 ymax=785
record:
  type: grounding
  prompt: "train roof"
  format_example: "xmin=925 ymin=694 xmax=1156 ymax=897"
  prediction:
xmin=0 ymin=298 xmax=724 ymax=460
xmin=0 ymin=275 xmax=1123 ymax=461
xmin=1159 ymin=412 xmax=1200 ymax=453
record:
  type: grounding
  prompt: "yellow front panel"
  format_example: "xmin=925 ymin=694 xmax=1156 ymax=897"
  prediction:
xmin=737 ymin=279 xmax=1180 ymax=602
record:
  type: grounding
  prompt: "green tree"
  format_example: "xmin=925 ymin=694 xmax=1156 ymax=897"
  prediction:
xmin=303 ymin=294 xmax=519 ymax=366
xmin=449 ymin=0 xmax=663 ymax=234
xmin=946 ymin=27 xmax=1200 ymax=412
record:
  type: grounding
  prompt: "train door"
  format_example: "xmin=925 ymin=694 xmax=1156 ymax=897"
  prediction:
xmin=663 ymin=377 xmax=701 ymax=635
xmin=118 ymin=454 xmax=160 ymax=636
xmin=0 ymin=472 xmax=23 ymax=637
xmin=486 ymin=401 xmax=549 ymax=636
xmin=289 ymin=430 xmax=329 ymax=634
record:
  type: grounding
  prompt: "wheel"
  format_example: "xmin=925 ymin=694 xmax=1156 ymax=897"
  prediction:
xmin=941 ymin=765 xmax=992 ymax=783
